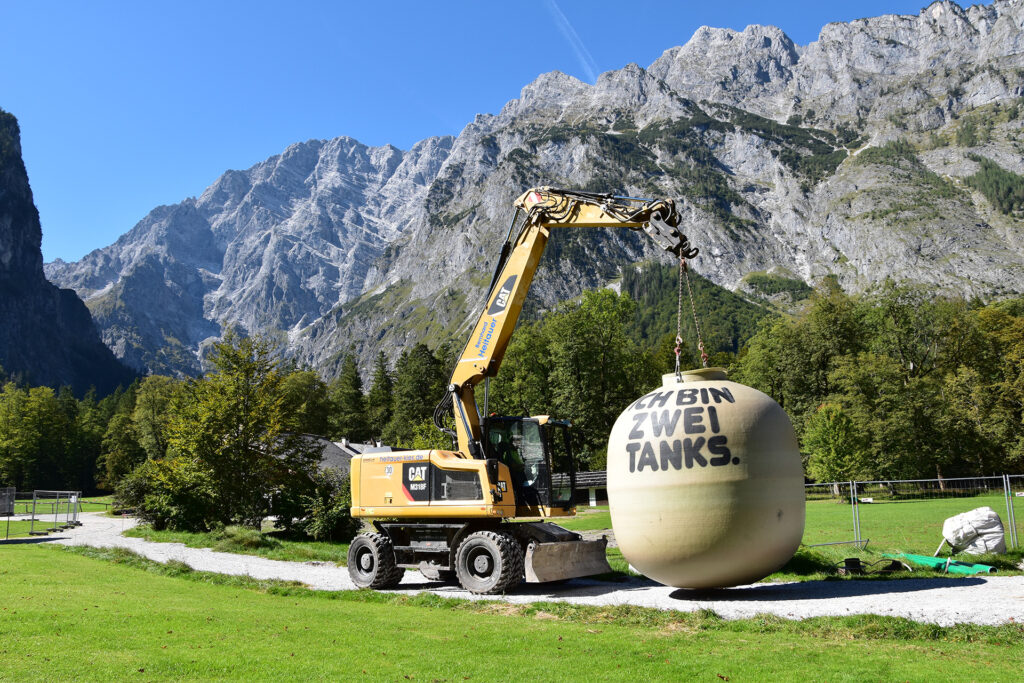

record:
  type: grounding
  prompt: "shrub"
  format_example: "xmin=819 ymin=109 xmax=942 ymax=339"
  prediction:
xmin=300 ymin=468 xmax=360 ymax=542
xmin=211 ymin=525 xmax=281 ymax=551
xmin=115 ymin=458 xmax=220 ymax=531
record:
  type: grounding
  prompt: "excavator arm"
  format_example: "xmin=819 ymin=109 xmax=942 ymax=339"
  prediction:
xmin=438 ymin=187 xmax=699 ymax=457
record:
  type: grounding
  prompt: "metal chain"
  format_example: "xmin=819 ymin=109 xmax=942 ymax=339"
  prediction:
xmin=674 ymin=257 xmax=685 ymax=380
xmin=676 ymin=256 xmax=709 ymax=370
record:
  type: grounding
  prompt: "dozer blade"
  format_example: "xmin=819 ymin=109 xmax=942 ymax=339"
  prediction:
xmin=524 ymin=537 xmax=612 ymax=583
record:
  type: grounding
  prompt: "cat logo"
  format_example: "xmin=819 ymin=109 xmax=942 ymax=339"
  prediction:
xmin=486 ymin=275 xmax=517 ymax=315
xmin=408 ymin=466 xmax=427 ymax=482
xmin=494 ymin=286 xmax=511 ymax=309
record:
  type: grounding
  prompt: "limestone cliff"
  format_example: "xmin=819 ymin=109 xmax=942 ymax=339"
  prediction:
xmin=0 ymin=110 xmax=135 ymax=393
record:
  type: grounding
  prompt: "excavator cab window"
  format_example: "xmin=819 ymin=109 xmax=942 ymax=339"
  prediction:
xmin=543 ymin=421 xmax=575 ymax=509
xmin=484 ymin=417 xmax=575 ymax=511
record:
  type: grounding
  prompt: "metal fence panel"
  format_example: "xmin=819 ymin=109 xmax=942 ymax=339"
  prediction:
xmin=850 ymin=477 xmax=1011 ymax=554
xmin=803 ymin=482 xmax=861 ymax=547
xmin=803 ymin=476 xmax=1022 ymax=552
xmin=1009 ymin=475 xmax=1023 ymax=549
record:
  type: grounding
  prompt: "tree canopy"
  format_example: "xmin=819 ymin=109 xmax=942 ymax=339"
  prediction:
xmin=732 ymin=284 xmax=1024 ymax=480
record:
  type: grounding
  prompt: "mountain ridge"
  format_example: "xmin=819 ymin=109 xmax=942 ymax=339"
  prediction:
xmin=44 ymin=0 xmax=1024 ymax=378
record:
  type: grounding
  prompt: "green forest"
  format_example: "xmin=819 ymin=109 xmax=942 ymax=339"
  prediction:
xmin=733 ymin=281 xmax=1024 ymax=481
xmin=2 ymin=276 xmax=1023 ymax=531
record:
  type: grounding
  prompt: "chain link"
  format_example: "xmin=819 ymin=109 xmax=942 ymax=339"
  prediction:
xmin=675 ymin=256 xmax=709 ymax=371
xmin=673 ymin=257 xmax=685 ymax=380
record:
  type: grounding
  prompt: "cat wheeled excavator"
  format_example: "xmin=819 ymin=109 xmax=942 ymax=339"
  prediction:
xmin=347 ymin=187 xmax=698 ymax=594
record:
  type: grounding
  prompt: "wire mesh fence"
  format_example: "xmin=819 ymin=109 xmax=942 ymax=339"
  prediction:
xmin=1 ymin=487 xmax=13 ymax=516
xmin=802 ymin=482 xmax=865 ymax=548
xmin=805 ymin=475 xmax=1022 ymax=554
xmin=2 ymin=490 xmax=82 ymax=540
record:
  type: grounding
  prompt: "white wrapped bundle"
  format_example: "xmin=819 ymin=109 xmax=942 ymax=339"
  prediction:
xmin=942 ymin=506 xmax=1006 ymax=555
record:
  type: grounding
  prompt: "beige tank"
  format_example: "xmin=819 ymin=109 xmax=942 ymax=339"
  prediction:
xmin=607 ymin=368 xmax=804 ymax=588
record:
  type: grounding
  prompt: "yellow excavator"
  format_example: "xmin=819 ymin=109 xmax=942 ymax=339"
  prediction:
xmin=347 ymin=187 xmax=698 ymax=593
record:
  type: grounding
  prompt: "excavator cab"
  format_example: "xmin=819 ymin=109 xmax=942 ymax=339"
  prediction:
xmin=484 ymin=416 xmax=575 ymax=515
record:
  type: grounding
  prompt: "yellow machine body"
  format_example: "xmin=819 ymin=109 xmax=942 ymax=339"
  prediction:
xmin=350 ymin=448 xmax=573 ymax=519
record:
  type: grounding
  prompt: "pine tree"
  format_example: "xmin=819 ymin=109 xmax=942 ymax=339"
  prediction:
xmin=365 ymin=351 xmax=393 ymax=440
xmin=281 ymin=370 xmax=331 ymax=435
xmin=383 ymin=344 xmax=446 ymax=446
xmin=328 ymin=354 xmax=368 ymax=442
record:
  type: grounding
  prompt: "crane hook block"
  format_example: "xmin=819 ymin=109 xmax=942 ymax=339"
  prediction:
xmin=645 ymin=211 xmax=699 ymax=259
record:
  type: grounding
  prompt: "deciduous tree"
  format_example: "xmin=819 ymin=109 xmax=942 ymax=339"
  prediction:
xmin=165 ymin=332 xmax=320 ymax=528
xmin=132 ymin=376 xmax=180 ymax=460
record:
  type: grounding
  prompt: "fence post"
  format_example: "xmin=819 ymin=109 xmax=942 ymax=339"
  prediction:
xmin=1004 ymin=474 xmax=1019 ymax=549
xmin=1014 ymin=477 xmax=1021 ymax=549
xmin=30 ymin=490 xmax=37 ymax=535
xmin=856 ymin=481 xmax=862 ymax=544
xmin=849 ymin=481 xmax=861 ymax=546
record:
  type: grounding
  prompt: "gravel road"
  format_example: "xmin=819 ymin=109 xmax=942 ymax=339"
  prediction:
xmin=41 ymin=512 xmax=1024 ymax=627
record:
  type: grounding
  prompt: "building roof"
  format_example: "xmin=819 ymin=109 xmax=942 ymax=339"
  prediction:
xmin=552 ymin=471 xmax=607 ymax=489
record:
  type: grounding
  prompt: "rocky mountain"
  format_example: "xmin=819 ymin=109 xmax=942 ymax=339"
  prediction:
xmin=45 ymin=0 xmax=1024 ymax=379
xmin=0 ymin=110 xmax=135 ymax=393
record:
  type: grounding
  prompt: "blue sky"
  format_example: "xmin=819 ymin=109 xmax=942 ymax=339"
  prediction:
xmin=1 ymin=1 xmax=932 ymax=262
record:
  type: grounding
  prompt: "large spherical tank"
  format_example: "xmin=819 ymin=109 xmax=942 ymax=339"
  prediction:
xmin=607 ymin=368 xmax=804 ymax=588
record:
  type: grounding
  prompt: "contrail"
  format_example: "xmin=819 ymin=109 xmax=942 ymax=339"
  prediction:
xmin=545 ymin=0 xmax=599 ymax=83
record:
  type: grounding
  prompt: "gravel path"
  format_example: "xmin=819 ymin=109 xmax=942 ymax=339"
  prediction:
xmin=40 ymin=512 xmax=1024 ymax=627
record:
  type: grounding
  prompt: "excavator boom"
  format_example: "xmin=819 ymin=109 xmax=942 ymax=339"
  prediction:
xmin=444 ymin=187 xmax=697 ymax=458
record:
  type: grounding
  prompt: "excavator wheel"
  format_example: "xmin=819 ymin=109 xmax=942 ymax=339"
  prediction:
xmin=454 ymin=530 xmax=524 ymax=594
xmin=347 ymin=532 xmax=403 ymax=589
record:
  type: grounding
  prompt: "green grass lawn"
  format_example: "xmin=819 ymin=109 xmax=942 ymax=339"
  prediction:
xmin=0 ymin=544 xmax=1021 ymax=681
xmin=123 ymin=525 xmax=351 ymax=565
xmin=8 ymin=495 xmax=111 ymax=516
xmin=857 ymin=494 xmax=1020 ymax=553
xmin=803 ymin=493 xmax=1022 ymax=553
xmin=1 ymin=519 xmax=59 ymax=539
xmin=566 ymin=495 xmax=1022 ymax=556
xmin=558 ymin=506 xmax=611 ymax=532
xmin=78 ymin=495 xmax=114 ymax=512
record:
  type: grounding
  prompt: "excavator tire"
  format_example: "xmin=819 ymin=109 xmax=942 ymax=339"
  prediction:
xmin=454 ymin=530 xmax=524 ymax=594
xmin=347 ymin=532 xmax=403 ymax=589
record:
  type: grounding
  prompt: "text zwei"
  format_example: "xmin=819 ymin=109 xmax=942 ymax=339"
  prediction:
xmin=625 ymin=386 xmax=740 ymax=472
